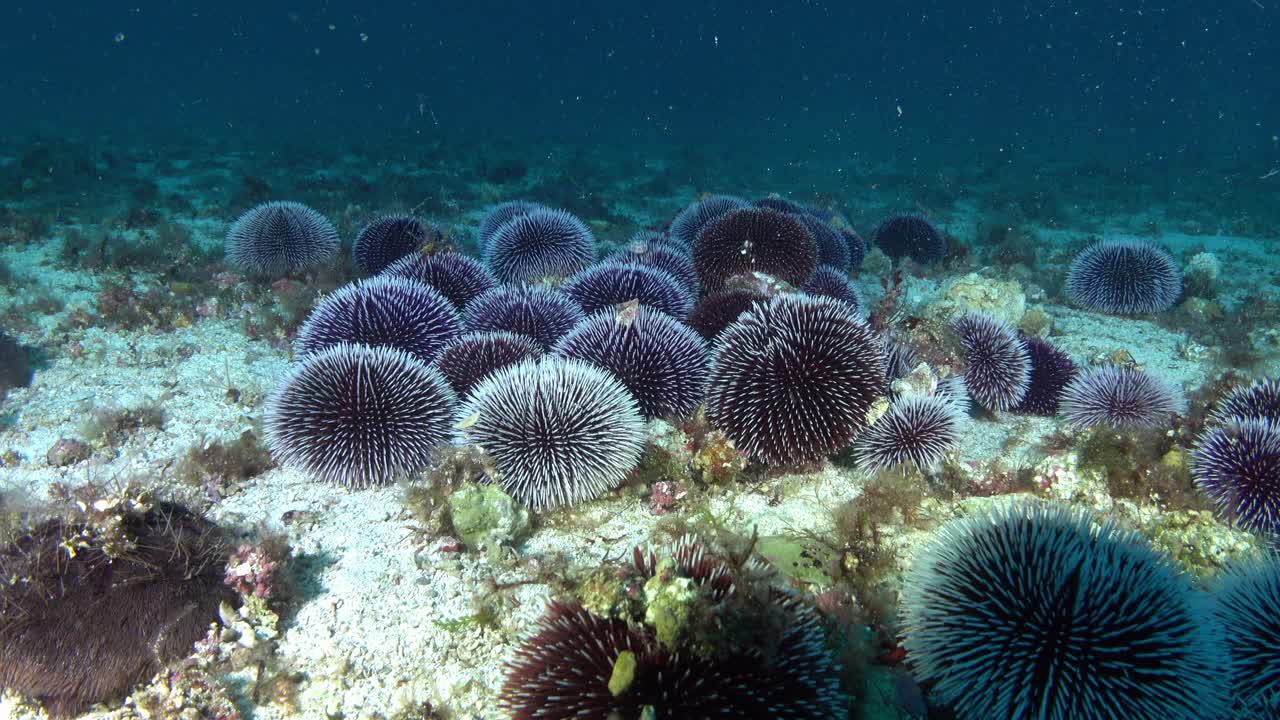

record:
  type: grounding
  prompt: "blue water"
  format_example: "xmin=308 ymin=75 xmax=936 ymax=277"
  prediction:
xmin=5 ymin=2 xmax=1276 ymax=169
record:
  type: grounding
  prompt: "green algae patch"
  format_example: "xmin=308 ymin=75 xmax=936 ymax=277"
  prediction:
xmin=755 ymin=534 xmax=838 ymax=588
xmin=448 ymin=482 xmax=530 ymax=555
xmin=643 ymin=559 xmax=701 ymax=649
xmin=608 ymin=650 xmax=638 ymax=696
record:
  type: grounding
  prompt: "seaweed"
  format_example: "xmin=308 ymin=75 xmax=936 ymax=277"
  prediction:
xmin=174 ymin=430 xmax=274 ymax=500
xmin=79 ymin=401 xmax=166 ymax=450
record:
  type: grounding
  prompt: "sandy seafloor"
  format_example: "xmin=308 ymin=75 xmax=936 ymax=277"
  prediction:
xmin=0 ymin=141 xmax=1278 ymax=719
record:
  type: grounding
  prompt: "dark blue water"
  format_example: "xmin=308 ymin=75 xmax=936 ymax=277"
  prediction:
xmin=5 ymin=1 xmax=1276 ymax=169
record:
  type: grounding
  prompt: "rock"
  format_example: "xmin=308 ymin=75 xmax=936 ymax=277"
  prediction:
xmin=448 ymin=482 xmax=530 ymax=555
xmin=938 ymin=272 xmax=1026 ymax=326
xmin=1018 ymin=306 xmax=1052 ymax=337
xmin=1183 ymin=252 xmax=1220 ymax=298
xmin=46 ymin=437 xmax=91 ymax=467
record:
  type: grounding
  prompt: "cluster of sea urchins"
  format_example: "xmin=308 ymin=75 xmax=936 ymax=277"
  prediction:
xmin=257 ymin=194 xmax=893 ymax=495
xmin=1191 ymin=379 xmax=1280 ymax=537
xmin=500 ymin=536 xmax=849 ymax=719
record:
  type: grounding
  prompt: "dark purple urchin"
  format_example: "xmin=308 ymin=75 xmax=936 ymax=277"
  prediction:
xmin=1208 ymin=379 xmax=1280 ymax=426
xmin=687 ymin=288 xmax=769 ymax=342
xmin=0 ymin=504 xmax=234 ymax=718
xmin=1012 ymin=336 xmax=1079 ymax=416
xmin=456 ymin=357 xmax=644 ymax=508
xmin=694 ymin=207 xmax=818 ymax=292
xmin=803 ymin=265 xmax=861 ymax=310
xmin=484 ymin=206 xmax=595 ymax=285
xmin=841 ymin=228 xmax=867 ymax=272
xmin=606 ymin=235 xmax=698 ymax=292
xmin=797 ymin=214 xmax=851 ymax=272
xmin=225 ymin=200 xmax=339 ymax=275
xmin=554 ymin=305 xmax=708 ymax=419
xmin=478 ymin=200 xmax=544 ymax=249
xmin=294 ymin=275 xmax=462 ymax=364
xmin=463 ymin=285 xmax=586 ymax=350
xmin=951 ymin=311 xmax=1031 ymax=413
xmin=499 ymin=599 xmax=848 ymax=720
xmin=1191 ymin=418 xmax=1280 ymax=536
xmin=754 ymin=196 xmax=811 ymax=215
xmin=873 ymin=215 xmax=947 ymax=265
xmin=561 ymin=262 xmax=694 ymax=320
xmin=1066 ymin=240 xmax=1182 ymax=315
xmin=380 ymin=250 xmax=498 ymax=310
xmin=854 ymin=394 xmax=967 ymax=473
xmin=881 ymin=333 xmax=922 ymax=383
xmin=1212 ymin=554 xmax=1280 ymax=714
xmin=668 ymin=194 xmax=748 ymax=250
xmin=264 ymin=343 xmax=457 ymax=487
xmin=433 ymin=331 xmax=543 ymax=399
xmin=707 ymin=294 xmax=887 ymax=465
xmin=1058 ymin=365 xmax=1185 ymax=430
xmin=351 ymin=214 xmax=439 ymax=275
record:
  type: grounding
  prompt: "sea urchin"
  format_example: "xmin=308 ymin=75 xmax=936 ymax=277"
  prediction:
xmin=225 ymin=200 xmax=339 ymax=276
xmin=264 ymin=343 xmax=457 ymax=487
xmin=457 ymin=357 xmax=644 ymax=508
xmin=554 ymin=304 xmax=708 ymax=419
xmin=951 ymin=311 xmax=1030 ymax=413
xmin=706 ymin=294 xmax=886 ymax=465
xmin=1066 ymin=240 xmax=1181 ymax=315
xmin=1191 ymin=418 xmax=1280 ymax=537
xmin=901 ymin=501 xmax=1221 ymax=720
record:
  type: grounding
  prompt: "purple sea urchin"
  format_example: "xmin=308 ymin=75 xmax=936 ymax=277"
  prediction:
xmin=1209 ymin=379 xmax=1280 ymax=425
xmin=294 ymin=275 xmax=461 ymax=363
xmin=842 ymin=228 xmax=867 ymax=272
xmin=500 ymin=597 xmax=847 ymax=720
xmin=668 ymin=194 xmax=747 ymax=249
xmin=380 ymin=250 xmax=498 ymax=310
xmin=754 ymin=196 xmax=810 ymax=214
xmin=1059 ymin=365 xmax=1184 ymax=430
xmin=687 ymin=288 xmax=768 ymax=342
xmin=478 ymin=200 xmax=543 ymax=249
xmin=484 ymin=206 xmax=595 ymax=285
xmin=706 ymin=294 xmax=886 ymax=465
xmin=1192 ymin=418 xmax=1280 ymax=536
xmin=555 ymin=304 xmax=708 ymax=419
xmin=873 ymin=215 xmax=946 ymax=265
xmin=803 ymin=265 xmax=861 ymax=310
xmin=1066 ymin=240 xmax=1181 ymax=315
xmin=351 ymin=214 xmax=438 ymax=275
xmin=797 ymin=214 xmax=851 ymax=272
xmin=694 ymin=207 xmax=817 ymax=292
xmin=853 ymin=394 xmax=967 ymax=473
xmin=265 ymin=343 xmax=457 ymax=487
xmin=901 ymin=501 xmax=1222 ymax=720
xmin=1012 ymin=336 xmax=1079 ymax=416
xmin=951 ymin=311 xmax=1031 ymax=413
xmin=560 ymin=262 xmax=694 ymax=320
xmin=463 ymin=285 xmax=585 ymax=350
xmin=606 ymin=236 xmax=698 ymax=292
xmin=225 ymin=200 xmax=339 ymax=275
xmin=1212 ymin=554 xmax=1280 ymax=714
xmin=881 ymin=334 xmax=922 ymax=383
xmin=0 ymin=503 xmax=234 ymax=718
xmin=433 ymin=331 xmax=543 ymax=399
xmin=457 ymin=357 xmax=644 ymax=508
